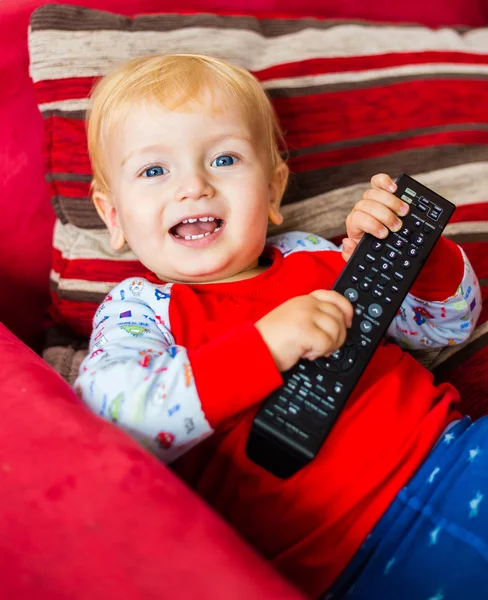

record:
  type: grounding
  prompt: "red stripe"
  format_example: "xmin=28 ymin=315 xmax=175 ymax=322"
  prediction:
xmin=449 ymin=202 xmax=488 ymax=224
xmin=255 ymin=51 xmax=488 ymax=79
xmin=50 ymin=294 xmax=98 ymax=338
xmin=43 ymin=79 xmax=488 ymax=176
xmin=49 ymin=179 xmax=91 ymax=199
xmin=288 ymin=131 xmax=488 ymax=172
xmin=52 ymin=248 xmax=144 ymax=282
xmin=34 ymin=53 xmax=488 ymax=105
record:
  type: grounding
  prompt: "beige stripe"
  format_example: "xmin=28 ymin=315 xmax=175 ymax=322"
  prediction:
xmin=270 ymin=162 xmax=488 ymax=240
xmin=29 ymin=25 xmax=488 ymax=83
xmin=38 ymin=62 xmax=488 ymax=113
xmin=52 ymin=220 xmax=137 ymax=261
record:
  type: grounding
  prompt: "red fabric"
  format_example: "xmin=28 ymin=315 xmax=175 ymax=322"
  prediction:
xmin=2 ymin=0 xmax=487 ymax=346
xmin=0 ymin=322 xmax=304 ymax=599
xmin=157 ymin=242 xmax=464 ymax=596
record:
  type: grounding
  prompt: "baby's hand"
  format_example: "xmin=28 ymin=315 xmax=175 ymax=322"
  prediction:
xmin=342 ymin=173 xmax=410 ymax=262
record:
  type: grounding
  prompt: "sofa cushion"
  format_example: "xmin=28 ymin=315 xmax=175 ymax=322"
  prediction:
xmin=0 ymin=322 xmax=304 ymax=599
xmin=28 ymin=4 xmax=488 ymax=418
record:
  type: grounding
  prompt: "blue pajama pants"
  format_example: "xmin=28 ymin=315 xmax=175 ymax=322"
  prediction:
xmin=325 ymin=417 xmax=488 ymax=600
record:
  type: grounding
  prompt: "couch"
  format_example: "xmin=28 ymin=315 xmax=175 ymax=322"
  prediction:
xmin=2 ymin=0 xmax=488 ymax=597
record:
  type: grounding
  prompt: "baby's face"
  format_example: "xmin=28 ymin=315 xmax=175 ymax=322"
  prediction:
xmin=100 ymin=94 xmax=283 ymax=283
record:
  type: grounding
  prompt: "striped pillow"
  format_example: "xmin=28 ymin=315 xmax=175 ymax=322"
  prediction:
xmin=29 ymin=5 xmax=488 ymax=415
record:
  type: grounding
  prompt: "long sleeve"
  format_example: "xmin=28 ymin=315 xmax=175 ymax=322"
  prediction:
xmin=75 ymin=278 xmax=282 ymax=463
xmin=386 ymin=238 xmax=482 ymax=349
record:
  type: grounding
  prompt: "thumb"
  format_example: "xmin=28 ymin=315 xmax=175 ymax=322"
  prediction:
xmin=341 ymin=237 xmax=358 ymax=261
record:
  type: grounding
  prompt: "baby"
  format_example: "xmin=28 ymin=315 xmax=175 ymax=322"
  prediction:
xmin=76 ymin=54 xmax=487 ymax=599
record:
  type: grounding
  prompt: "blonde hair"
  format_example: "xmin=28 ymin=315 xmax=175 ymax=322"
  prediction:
xmin=87 ymin=54 xmax=287 ymax=193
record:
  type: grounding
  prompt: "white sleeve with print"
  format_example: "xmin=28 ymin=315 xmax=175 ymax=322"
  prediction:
xmin=267 ymin=231 xmax=481 ymax=350
xmin=74 ymin=278 xmax=213 ymax=464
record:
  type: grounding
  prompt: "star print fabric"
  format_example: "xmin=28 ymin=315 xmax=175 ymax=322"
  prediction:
xmin=326 ymin=417 xmax=488 ymax=599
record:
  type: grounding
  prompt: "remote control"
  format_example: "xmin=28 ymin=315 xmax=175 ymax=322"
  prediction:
xmin=246 ymin=174 xmax=456 ymax=478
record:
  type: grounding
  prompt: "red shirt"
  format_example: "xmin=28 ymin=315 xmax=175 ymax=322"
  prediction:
xmin=159 ymin=237 xmax=464 ymax=597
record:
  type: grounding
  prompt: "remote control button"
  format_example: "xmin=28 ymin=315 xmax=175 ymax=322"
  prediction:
xmin=412 ymin=234 xmax=424 ymax=245
xmin=429 ymin=208 xmax=441 ymax=221
xmin=416 ymin=203 xmax=428 ymax=213
xmin=407 ymin=246 xmax=418 ymax=257
xmin=413 ymin=219 xmax=422 ymax=228
xmin=304 ymin=401 xmax=316 ymax=413
xmin=400 ymin=227 xmax=410 ymax=237
xmin=368 ymin=268 xmax=379 ymax=279
xmin=321 ymin=360 xmax=339 ymax=373
xmin=391 ymin=285 xmax=400 ymax=293
xmin=288 ymin=404 xmax=300 ymax=415
xmin=393 ymin=271 xmax=404 ymax=281
xmin=275 ymin=416 xmax=285 ymax=427
xmin=357 ymin=264 xmax=366 ymax=272
xmin=418 ymin=196 xmax=430 ymax=207
xmin=365 ymin=253 xmax=376 ymax=263
xmin=360 ymin=320 xmax=373 ymax=334
xmin=355 ymin=307 xmax=363 ymax=316
xmin=359 ymin=280 xmax=371 ymax=291
xmin=393 ymin=238 xmax=404 ymax=248
xmin=316 ymin=409 xmax=328 ymax=420
xmin=380 ymin=262 xmax=390 ymax=272
xmin=264 ymin=409 xmax=275 ymax=420
xmin=423 ymin=224 xmax=433 ymax=234
xmin=309 ymin=392 xmax=322 ymax=405
xmin=275 ymin=405 xmax=287 ymax=416
xmin=277 ymin=396 xmax=288 ymax=406
xmin=379 ymin=275 xmax=390 ymax=287
xmin=340 ymin=355 xmax=356 ymax=372
xmin=320 ymin=399 xmax=335 ymax=411
xmin=368 ymin=303 xmax=383 ymax=318
xmin=357 ymin=339 xmax=369 ymax=349
xmin=351 ymin=274 xmax=359 ymax=283
xmin=372 ymin=288 xmax=383 ymax=299
xmin=344 ymin=288 xmax=359 ymax=302
xmin=385 ymin=296 xmax=392 ymax=304
xmin=371 ymin=240 xmax=383 ymax=251
xmin=401 ymin=259 xmax=411 ymax=269
xmin=297 ymin=430 xmax=309 ymax=440
xmin=316 ymin=384 xmax=327 ymax=395
xmin=386 ymin=250 xmax=397 ymax=261
xmin=330 ymin=348 xmax=344 ymax=361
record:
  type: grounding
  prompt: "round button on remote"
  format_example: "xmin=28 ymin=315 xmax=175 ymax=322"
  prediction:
xmin=360 ymin=320 xmax=373 ymax=334
xmin=368 ymin=303 xmax=383 ymax=318
xmin=344 ymin=288 xmax=359 ymax=302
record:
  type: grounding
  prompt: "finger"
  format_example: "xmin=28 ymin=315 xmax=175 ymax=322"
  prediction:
xmin=361 ymin=189 xmax=409 ymax=217
xmin=341 ymin=237 xmax=358 ymax=262
xmin=312 ymin=310 xmax=347 ymax=351
xmin=350 ymin=199 xmax=405 ymax=233
xmin=370 ymin=173 xmax=397 ymax=192
xmin=310 ymin=290 xmax=354 ymax=326
xmin=346 ymin=209 xmax=393 ymax=240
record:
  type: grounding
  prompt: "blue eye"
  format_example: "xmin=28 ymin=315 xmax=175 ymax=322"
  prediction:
xmin=212 ymin=155 xmax=237 ymax=167
xmin=142 ymin=166 xmax=167 ymax=178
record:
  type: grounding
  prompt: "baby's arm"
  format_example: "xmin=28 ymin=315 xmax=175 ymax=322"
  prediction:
xmin=386 ymin=237 xmax=482 ymax=349
xmin=75 ymin=279 xmax=282 ymax=463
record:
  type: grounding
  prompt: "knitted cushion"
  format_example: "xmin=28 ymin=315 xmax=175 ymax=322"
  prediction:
xmin=29 ymin=4 xmax=488 ymax=415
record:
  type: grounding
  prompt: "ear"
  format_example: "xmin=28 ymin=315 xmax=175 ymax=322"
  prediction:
xmin=268 ymin=162 xmax=289 ymax=226
xmin=93 ymin=191 xmax=126 ymax=251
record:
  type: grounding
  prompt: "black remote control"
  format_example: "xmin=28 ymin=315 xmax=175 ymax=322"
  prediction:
xmin=246 ymin=174 xmax=456 ymax=478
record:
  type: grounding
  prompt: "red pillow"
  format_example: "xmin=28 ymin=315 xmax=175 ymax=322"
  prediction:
xmin=0 ymin=322 xmax=304 ymax=599
xmin=3 ymin=0 xmax=486 ymax=347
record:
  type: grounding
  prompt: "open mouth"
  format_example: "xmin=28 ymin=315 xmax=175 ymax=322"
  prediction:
xmin=169 ymin=215 xmax=225 ymax=241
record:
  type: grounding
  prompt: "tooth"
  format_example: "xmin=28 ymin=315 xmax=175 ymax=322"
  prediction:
xmin=208 ymin=216 xmax=215 ymax=221
xmin=199 ymin=217 xmax=209 ymax=222
xmin=184 ymin=235 xmax=192 ymax=240
xmin=214 ymin=227 xmax=221 ymax=232
xmin=182 ymin=219 xmax=189 ymax=224
xmin=188 ymin=218 xmax=198 ymax=223
xmin=204 ymin=232 xmax=211 ymax=237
